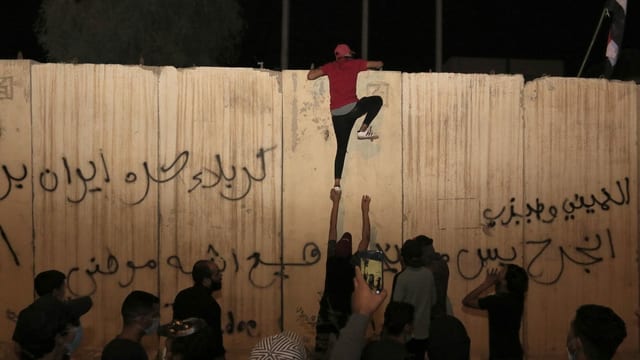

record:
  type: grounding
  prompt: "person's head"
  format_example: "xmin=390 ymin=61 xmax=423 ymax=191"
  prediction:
xmin=567 ymin=304 xmax=627 ymax=360
xmin=334 ymin=43 xmax=354 ymax=60
xmin=500 ymin=263 xmax=528 ymax=296
xmin=34 ymin=270 xmax=66 ymax=300
xmin=401 ymin=239 xmax=423 ymax=268
xmin=414 ymin=235 xmax=436 ymax=265
xmin=250 ymin=331 xmax=308 ymax=359
xmin=167 ymin=324 xmax=218 ymax=360
xmin=192 ymin=260 xmax=222 ymax=292
xmin=121 ymin=291 xmax=160 ymax=336
xmin=335 ymin=232 xmax=352 ymax=258
xmin=383 ymin=302 xmax=414 ymax=340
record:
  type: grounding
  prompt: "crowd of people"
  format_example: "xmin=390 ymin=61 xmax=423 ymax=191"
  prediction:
xmin=10 ymin=188 xmax=629 ymax=360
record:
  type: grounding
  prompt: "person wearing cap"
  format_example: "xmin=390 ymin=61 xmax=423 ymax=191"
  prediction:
xmin=12 ymin=270 xmax=93 ymax=360
xmin=391 ymin=239 xmax=437 ymax=360
xmin=307 ymin=43 xmax=384 ymax=190
xmin=250 ymin=331 xmax=308 ymax=359
xmin=102 ymin=290 xmax=160 ymax=360
xmin=313 ymin=188 xmax=372 ymax=358
xmin=566 ymin=304 xmax=626 ymax=360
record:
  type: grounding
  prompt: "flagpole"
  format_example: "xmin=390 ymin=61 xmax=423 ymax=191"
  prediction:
xmin=577 ymin=8 xmax=608 ymax=77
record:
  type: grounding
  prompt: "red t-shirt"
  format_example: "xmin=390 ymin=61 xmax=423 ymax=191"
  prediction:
xmin=320 ymin=58 xmax=368 ymax=110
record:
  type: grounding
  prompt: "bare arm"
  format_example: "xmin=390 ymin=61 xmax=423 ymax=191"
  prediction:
xmin=462 ymin=268 xmax=499 ymax=309
xmin=329 ymin=188 xmax=341 ymax=241
xmin=357 ymin=195 xmax=371 ymax=252
xmin=307 ymin=68 xmax=326 ymax=80
xmin=367 ymin=61 xmax=383 ymax=70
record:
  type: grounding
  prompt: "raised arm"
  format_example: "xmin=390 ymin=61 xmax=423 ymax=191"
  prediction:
xmin=357 ymin=195 xmax=371 ymax=252
xmin=462 ymin=268 xmax=499 ymax=309
xmin=329 ymin=188 xmax=341 ymax=241
xmin=307 ymin=68 xmax=326 ymax=80
xmin=367 ymin=61 xmax=384 ymax=70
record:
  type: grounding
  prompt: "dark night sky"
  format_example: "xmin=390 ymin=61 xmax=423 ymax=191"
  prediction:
xmin=2 ymin=0 xmax=639 ymax=76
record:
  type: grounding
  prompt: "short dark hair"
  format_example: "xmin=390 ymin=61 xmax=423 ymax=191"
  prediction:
xmin=401 ymin=239 xmax=423 ymax=267
xmin=383 ymin=302 xmax=414 ymax=336
xmin=121 ymin=291 xmax=159 ymax=325
xmin=505 ymin=264 xmax=528 ymax=295
xmin=414 ymin=235 xmax=433 ymax=247
xmin=192 ymin=260 xmax=213 ymax=284
xmin=34 ymin=270 xmax=66 ymax=296
xmin=573 ymin=304 xmax=626 ymax=360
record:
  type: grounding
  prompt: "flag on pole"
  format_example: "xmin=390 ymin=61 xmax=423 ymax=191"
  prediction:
xmin=604 ymin=0 xmax=627 ymax=78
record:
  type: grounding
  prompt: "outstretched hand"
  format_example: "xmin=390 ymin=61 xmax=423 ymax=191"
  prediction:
xmin=361 ymin=195 xmax=371 ymax=213
xmin=352 ymin=267 xmax=387 ymax=317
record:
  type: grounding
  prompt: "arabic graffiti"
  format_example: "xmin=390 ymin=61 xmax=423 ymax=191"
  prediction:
xmin=66 ymin=250 xmax=157 ymax=296
xmin=67 ymin=242 xmax=323 ymax=296
xmin=456 ymin=228 xmax=616 ymax=285
xmin=483 ymin=178 xmax=630 ymax=227
xmin=225 ymin=311 xmax=258 ymax=337
xmin=1 ymin=146 xmax=276 ymax=204
xmin=0 ymin=225 xmax=20 ymax=266
xmin=0 ymin=164 xmax=27 ymax=200
xmin=375 ymin=242 xmax=402 ymax=274
xmin=246 ymin=242 xmax=321 ymax=288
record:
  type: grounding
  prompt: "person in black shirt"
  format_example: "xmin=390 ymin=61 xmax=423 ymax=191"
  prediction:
xmin=362 ymin=301 xmax=414 ymax=360
xmin=462 ymin=264 xmax=528 ymax=360
xmin=13 ymin=270 xmax=92 ymax=360
xmin=314 ymin=188 xmax=372 ymax=358
xmin=172 ymin=260 xmax=225 ymax=359
xmin=102 ymin=291 xmax=160 ymax=360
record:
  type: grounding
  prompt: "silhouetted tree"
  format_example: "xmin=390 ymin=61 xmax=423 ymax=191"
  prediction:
xmin=36 ymin=0 xmax=244 ymax=67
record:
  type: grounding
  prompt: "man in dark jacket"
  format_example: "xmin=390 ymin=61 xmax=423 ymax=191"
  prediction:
xmin=172 ymin=260 xmax=225 ymax=359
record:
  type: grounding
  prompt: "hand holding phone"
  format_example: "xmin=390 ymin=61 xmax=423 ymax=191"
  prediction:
xmin=360 ymin=250 xmax=384 ymax=294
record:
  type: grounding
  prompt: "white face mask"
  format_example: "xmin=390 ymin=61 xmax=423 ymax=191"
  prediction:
xmin=65 ymin=326 xmax=83 ymax=354
xmin=567 ymin=347 xmax=575 ymax=360
xmin=145 ymin=317 xmax=160 ymax=335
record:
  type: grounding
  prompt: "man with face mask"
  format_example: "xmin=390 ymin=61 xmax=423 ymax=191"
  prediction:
xmin=13 ymin=270 xmax=92 ymax=360
xmin=172 ymin=260 xmax=225 ymax=359
xmin=102 ymin=290 xmax=160 ymax=360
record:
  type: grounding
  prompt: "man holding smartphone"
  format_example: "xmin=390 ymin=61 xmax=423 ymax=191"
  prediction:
xmin=314 ymin=188 xmax=372 ymax=358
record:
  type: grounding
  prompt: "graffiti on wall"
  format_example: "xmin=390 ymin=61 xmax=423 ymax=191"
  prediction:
xmin=0 ymin=146 xmax=276 ymax=205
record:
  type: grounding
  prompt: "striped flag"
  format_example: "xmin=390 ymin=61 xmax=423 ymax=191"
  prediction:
xmin=604 ymin=0 xmax=627 ymax=77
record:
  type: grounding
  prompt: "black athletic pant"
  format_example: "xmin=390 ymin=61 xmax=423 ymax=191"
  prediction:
xmin=331 ymin=95 xmax=383 ymax=179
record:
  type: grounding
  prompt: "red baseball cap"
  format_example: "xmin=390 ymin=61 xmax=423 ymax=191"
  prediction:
xmin=334 ymin=44 xmax=354 ymax=58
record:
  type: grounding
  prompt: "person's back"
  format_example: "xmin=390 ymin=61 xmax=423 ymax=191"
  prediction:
xmin=480 ymin=292 xmax=524 ymax=358
xmin=462 ymin=264 xmax=528 ymax=360
xmin=362 ymin=302 xmax=414 ymax=360
xmin=321 ymin=58 xmax=368 ymax=110
xmin=428 ymin=314 xmax=470 ymax=360
xmin=392 ymin=240 xmax=436 ymax=360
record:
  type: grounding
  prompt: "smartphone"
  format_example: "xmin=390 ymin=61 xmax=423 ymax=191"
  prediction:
xmin=360 ymin=250 xmax=384 ymax=294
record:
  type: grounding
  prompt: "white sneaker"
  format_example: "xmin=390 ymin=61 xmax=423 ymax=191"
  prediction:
xmin=357 ymin=127 xmax=379 ymax=140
